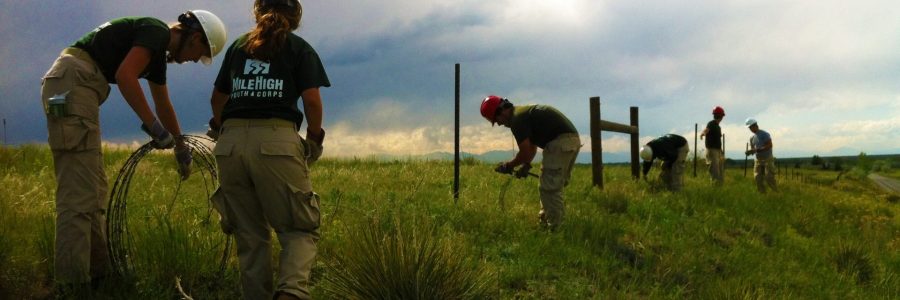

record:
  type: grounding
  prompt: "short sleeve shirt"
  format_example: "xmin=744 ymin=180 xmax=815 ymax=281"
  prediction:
xmin=705 ymin=120 xmax=722 ymax=149
xmin=215 ymin=33 xmax=331 ymax=125
xmin=750 ymin=130 xmax=773 ymax=159
xmin=509 ymin=105 xmax=578 ymax=148
xmin=72 ymin=17 xmax=169 ymax=84
xmin=647 ymin=134 xmax=688 ymax=161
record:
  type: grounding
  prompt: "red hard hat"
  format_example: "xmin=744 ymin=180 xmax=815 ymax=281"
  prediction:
xmin=480 ymin=95 xmax=504 ymax=124
xmin=712 ymin=106 xmax=725 ymax=116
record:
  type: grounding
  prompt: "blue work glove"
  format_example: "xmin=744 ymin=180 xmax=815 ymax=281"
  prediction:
xmin=495 ymin=162 xmax=514 ymax=175
xmin=174 ymin=137 xmax=192 ymax=181
xmin=141 ymin=119 xmax=175 ymax=149
xmin=514 ymin=164 xmax=532 ymax=179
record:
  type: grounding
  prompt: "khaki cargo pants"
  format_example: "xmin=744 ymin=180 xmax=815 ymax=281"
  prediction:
xmin=539 ymin=133 xmax=581 ymax=228
xmin=660 ymin=144 xmax=689 ymax=191
xmin=41 ymin=48 xmax=112 ymax=284
xmin=212 ymin=118 xmax=321 ymax=300
xmin=754 ymin=157 xmax=778 ymax=193
xmin=706 ymin=148 xmax=724 ymax=185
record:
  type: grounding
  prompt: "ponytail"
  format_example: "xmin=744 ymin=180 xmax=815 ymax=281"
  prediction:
xmin=243 ymin=0 xmax=302 ymax=61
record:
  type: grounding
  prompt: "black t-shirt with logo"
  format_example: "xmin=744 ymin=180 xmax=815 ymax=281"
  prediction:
xmin=71 ymin=17 xmax=169 ymax=85
xmin=214 ymin=33 xmax=331 ymax=126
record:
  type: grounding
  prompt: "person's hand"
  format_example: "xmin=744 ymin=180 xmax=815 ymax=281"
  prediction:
xmin=745 ymin=149 xmax=755 ymax=156
xmin=495 ymin=162 xmax=514 ymax=175
xmin=303 ymin=128 xmax=325 ymax=165
xmin=141 ymin=119 xmax=175 ymax=149
xmin=205 ymin=118 xmax=221 ymax=141
xmin=174 ymin=137 xmax=192 ymax=180
xmin=514 ymin=164 xmax=532 ymax=179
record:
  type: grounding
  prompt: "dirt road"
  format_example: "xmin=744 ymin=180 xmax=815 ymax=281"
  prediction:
xmin=868 ymin=173 xmax=900 ymax=194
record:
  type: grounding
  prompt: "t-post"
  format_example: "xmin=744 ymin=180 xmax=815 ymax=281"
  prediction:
xmin=453 ymin=63 xmax=460 ymax=203
xmin=743 ymin=142 xmax=749 ymax=177
xmin=693 ymin=123 xmax=698 ymax=177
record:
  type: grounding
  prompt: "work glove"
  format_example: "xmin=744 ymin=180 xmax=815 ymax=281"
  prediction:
xmin=141 ymin=119 xmax=175 ymax=149
xmin=302 ymin=128 xmax=325 ymax=165
xmin=514 ymin=164 xmax=532 ymax=179
xmin=745 ymin=149 xmax=756 ymax=156
xmin=174 ymin=137 xmax=192 ymax=180
xmin=205 ymin=117 xmax=221 ymax=141
xmin=494 ymin=162 xmax=514 ymax=175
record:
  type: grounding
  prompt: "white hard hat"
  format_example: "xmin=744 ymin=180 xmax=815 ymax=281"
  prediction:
xmin=745 ymin=118 xmax=757 ymax=127
xmin=189 ymin=10 xmax=227 ymax=65
xmin=640 ymin=146 xmax=653 ymax=161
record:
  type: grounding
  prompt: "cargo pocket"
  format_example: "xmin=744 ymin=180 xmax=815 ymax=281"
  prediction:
xmin=47 ymin=116 xmax=99 ymax=151
xmin=288 ymin=185 xmax=320 ymax=232
xmin=540 ymin=167 xmax=566 ymax=192
xmin=209 ymin=188 xmax=235 ymax=235
xmin=213 ymin=142 xmax=234 ymax=157
xmin=41 ymin=63 xmax=71 ymax=115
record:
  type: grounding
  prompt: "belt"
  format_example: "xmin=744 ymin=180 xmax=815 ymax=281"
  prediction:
xmin=223 ymin=118 xmax=296 ymax=129
xmin=61 ymin=47 xmax=97 ymax=66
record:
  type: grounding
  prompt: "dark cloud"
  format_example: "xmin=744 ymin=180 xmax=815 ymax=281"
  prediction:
xmin=2 ymin=0 xmax=898 ymax=158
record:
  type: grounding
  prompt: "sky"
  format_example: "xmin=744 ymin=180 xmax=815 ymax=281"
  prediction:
xmin=1 ymin=0 xmax=899 ymax=162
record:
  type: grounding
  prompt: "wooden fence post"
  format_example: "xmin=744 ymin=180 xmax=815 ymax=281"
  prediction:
xmin=590 ymin=97 xmax=603 ymax=188
xmin=630 ymin=106 xmax=640 ymax=180
xmin=590 ymin=97 xmax=640 ymax=189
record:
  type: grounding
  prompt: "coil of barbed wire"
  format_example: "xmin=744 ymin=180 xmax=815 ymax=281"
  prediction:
xmin=106 ymin=134 xmax=232 ymax=281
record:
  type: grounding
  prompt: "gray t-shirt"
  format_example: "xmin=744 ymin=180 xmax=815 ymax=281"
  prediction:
xmin=750 ymin=129 xmax=773 ymax=159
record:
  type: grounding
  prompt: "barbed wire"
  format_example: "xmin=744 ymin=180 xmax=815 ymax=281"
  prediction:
xmin=107 ymin=135 xmax=232 ymax=282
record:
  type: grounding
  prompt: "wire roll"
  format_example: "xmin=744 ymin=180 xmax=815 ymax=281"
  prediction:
xmin=106 ymin=135 xmax=232 ymax=281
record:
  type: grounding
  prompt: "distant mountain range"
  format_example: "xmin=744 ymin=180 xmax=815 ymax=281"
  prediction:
xmin=381 ymin=150 xmax=635 ymax=164
xmin=369 ymin=148 xmax=900 ymax=166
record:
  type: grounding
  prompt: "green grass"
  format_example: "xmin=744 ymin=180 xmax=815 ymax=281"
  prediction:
xmin=1 ymin=145 xmax=899 ymax=299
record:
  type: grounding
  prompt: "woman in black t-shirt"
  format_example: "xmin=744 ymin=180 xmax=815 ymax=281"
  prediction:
xmin=207 ymin=1 xmax=329 ymax=299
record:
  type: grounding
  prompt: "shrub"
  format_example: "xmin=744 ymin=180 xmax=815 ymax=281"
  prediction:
xmin=318 ymin=217 xmax=494 ymax=299
xmin=833 ymin=244 xmax=876 ymax=285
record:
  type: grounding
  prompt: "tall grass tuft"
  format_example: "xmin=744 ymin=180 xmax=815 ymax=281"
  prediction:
xmin=319 ymin=217 xmax=494 ymax=299
xmin=833 ymin=243 xmax=876 ymax=285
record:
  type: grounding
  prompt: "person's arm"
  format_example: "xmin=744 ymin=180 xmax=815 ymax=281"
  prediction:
xmin=148 ymin=82 xmax=181 ymax=136
xmin=746 ymin=138 xmax=757 ymax=155
xmin=761 ymin=139 xmax=773 ymax=152
xmin=700 ymin=127 xmax=709 ymax=140
xmin=301 ymin=87 xmax=324 ymax=141
xmin=116 ymin=46 xmax=156 ymax=126
xmin=506 ymin=138 xmax=538 ymax=168
xmin=210 ymin=88 xmax=229 ymax=127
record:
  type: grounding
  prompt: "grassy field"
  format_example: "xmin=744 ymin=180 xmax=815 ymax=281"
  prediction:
xmin=1 ymin=145 xmax=899 ymax=299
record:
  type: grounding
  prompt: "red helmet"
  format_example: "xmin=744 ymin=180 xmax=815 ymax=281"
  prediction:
xmin=712 ymin=106 xmax=725 ymax=116
xmin=480 ymin=95 xmax=504 ymax=124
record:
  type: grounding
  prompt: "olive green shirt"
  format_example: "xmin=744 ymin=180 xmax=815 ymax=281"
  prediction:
xmin=509 ymin=105 xmax=578 ymax=148
xmin=72 ymin=17 xmax=169 ymax=85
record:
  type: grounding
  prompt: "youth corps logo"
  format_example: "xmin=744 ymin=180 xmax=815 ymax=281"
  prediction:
xmin=243 ymin=59 xmax=270 ymax=75
xmin=232 ymin=59 xmax=284 ymax=98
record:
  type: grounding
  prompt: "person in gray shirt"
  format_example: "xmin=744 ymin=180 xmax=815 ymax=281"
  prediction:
xmin=744 ymin=118 xmax=777 ymax=193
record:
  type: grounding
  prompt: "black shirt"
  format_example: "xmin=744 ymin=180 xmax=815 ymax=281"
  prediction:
xmin=214 ymin=33 xmax=330 ymax=126
xmin=72 ymin=17 xmax=169 ymax=85
xmin=647 ymin=134 xmax=687 ymax=162
xmin=705 ymin=120 xmax=722 ymax=149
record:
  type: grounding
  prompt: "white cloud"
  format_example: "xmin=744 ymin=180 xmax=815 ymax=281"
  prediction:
xmin=4 ymin=0 xmax=900 ymax=158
